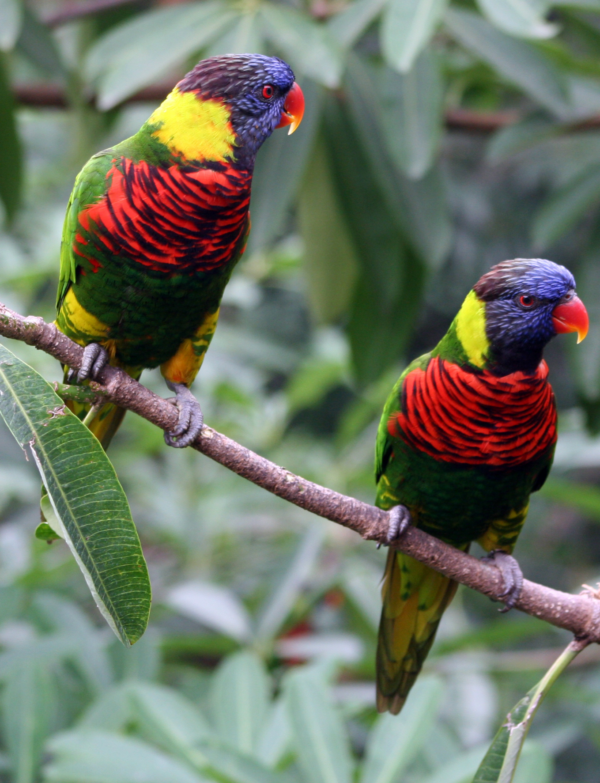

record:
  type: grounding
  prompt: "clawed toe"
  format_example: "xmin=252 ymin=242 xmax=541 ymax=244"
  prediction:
xmin=76 ymin=343 xmax=109 ymax=384
xmin=482 ymin=550 xmax=524 ymax=612
xmin=378 ymin=504 xmax=411 ymax=548
xmin=164 ymin=381 xmax=203 ymax=448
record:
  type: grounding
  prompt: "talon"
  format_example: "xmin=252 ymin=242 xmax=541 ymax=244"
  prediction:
xmin=482 ymin=550 xmax=524 ymax=612
xmin=164 ymin=381 xmax=203 ymax=448
xmin=77 ymin=343 xmax=109 ymax=383
xmin=379 ymin=505 xmax=411 ymax=548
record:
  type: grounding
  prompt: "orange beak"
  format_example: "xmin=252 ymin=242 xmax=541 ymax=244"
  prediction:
xmin=276 ymin=82 xmax=304 ymax=135
xmin=552 ymin=295 xmax=589 ymax=344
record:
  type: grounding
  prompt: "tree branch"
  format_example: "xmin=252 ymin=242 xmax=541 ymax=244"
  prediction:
xmin=1 ymin=301 xmax=599 ymax=642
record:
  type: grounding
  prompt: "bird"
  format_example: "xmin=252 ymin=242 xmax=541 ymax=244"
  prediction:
xmin=55 ymin=53 xmax=304 ymax=449
xmin=374 ymin=258 xmax=589 ymax=714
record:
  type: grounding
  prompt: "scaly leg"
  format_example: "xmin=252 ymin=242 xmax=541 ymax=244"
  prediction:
xmin=66 ymin=343 xmax=109 ymax=384
xmin=164 ymin=381 xmax=204 ymax=448
xmin=378 ymin=504 xmax=412 ymax=548
xmin=482 ymin=550 xmax=524 ymax=612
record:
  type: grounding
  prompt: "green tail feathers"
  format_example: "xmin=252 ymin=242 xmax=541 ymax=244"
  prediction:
xmin=376 ymin=549 xmax=461 ymax=714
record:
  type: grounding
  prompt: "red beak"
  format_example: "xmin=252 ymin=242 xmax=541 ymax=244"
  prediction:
xmin=552 ymin=295 xmax=589 ymax=343
xmin=276 ymin=82 xmax=305 ymax=135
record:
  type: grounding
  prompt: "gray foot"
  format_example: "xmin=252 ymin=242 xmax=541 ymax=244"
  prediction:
xmin=378 ymin=504 xmax=411 ymax=548
xmin=67 ymin=343 xmax=109 ymax=384
xmin=164 ymin=381 xmax=203 ymax=448
xmin=482 ymin=550 xmax=524 ymax=612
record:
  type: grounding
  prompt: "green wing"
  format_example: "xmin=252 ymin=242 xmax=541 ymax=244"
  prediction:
xmin=375 ymin=352 xmax=431 ymax=483
xmin=56 ymin=150 xmax=114 ymax=311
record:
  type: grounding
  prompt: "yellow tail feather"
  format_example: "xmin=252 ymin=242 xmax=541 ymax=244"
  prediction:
xmin=376 ymin=549 xmax=463 ymax=714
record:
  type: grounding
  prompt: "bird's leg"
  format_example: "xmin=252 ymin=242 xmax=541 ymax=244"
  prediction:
xmin=164 ymin=381 xmax=203 ymax=448
xmin=377 ymin=504 xmax=412 ymax=548
xmin=66 ymin=343 xmax=109 ymax=384
xmin=481 ymin=550 xmax=524 ymax=612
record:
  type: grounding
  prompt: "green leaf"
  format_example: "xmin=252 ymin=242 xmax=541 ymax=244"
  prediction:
xmin=377 ymin=51 xmax=443 ymax=179
xmin=206 ymin=12 xmax=263 ymax=56
xmin=256 ymin=698 xmax=291 ymax=768
xmin=249 ymin=79 xmax=322 ymax=254
xmin=43 ymin=731 xmax=209 ymax=783
xmin=35 ymin=522 xmax=59 ymax=541
xmin=486 ymin=116 xmax=560 ymax=163
xmin=475 ymin=0 xmax=558 ymax=39
xmin=421 ymin=745 xmax=487 ymax=783
xmin=285 ymin=667 xmax=353 ymax=783
xmin=0 ymin=0 xmax=22 ymax=51
xmin=297 ymin=132 xmax=360 ymax=323
xmin=472 ymin=642 xmax=581 ymax=783
xmin=16 ymin=5 xmax=65 ymax=78
xmin=32 ymin=592 xmax=114 ymax=695
xmin=327 ymin=0 xmax=388 ymax=48
xmin=344 ymin=55 xmax=451 ymax=270
xmin=445 ymin=9 xmax=569 ymax=118
xmin=129 ymin=682 xmax=212 ymax=768
xmin=85 ymin=3 xmax=234 ymax=109
xmin=360 ymin=676 xmax=444 ymax=783
xmin=381 ymin=0 xmax=447 ymax=73
xmin=4 ymin=661 xmax=54 ymax=783
xmin=209 ymin=651 xmax=270 ymax=756
xmin=198 ymin=739 xmax=283 ymax=783
xmin=0 ymin=53 xmax=22 ymax=223
xmin=512 ymin=742 xmax=553 ymax=783
xmin=0 ymin=343 xmax=151 ymax=645
xmin=260 ymin=3 xmax=343 ymax=88
xmin=532 ymin=166 xmax=600 ymax=249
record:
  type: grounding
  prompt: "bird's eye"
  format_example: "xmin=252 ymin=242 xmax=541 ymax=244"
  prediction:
xmin=262 ymin=84 xmax=274 ymax=100
xmin=519 ymin=295 xmax=536 ymax=308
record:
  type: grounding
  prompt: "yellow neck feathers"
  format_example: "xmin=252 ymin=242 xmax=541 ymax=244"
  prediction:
xmin=148 ymin=88 xmax=236 ymax=163
xmin=455 ymin=290 xmax=490 ymax=368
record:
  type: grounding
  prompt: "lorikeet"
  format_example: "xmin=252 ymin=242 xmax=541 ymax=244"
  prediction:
xmin=56 ymin=54 xmax=304 ymax=448
xmin=375 ymin=258 xmax=589 ymax=714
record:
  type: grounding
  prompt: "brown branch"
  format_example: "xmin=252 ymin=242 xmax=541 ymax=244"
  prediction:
xmin=14 ymin=83 xmax=600 ymax=134
xmin=1 ymin=301 xmax=600 ymax=642
xmin=43 ymin=0 xmax=141 ymax=28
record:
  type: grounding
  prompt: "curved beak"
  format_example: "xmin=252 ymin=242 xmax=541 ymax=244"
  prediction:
xmin=552 ymin=295 xmax=589 ymax=344
xmin=276 ymin=82 xmax=305 ymax=135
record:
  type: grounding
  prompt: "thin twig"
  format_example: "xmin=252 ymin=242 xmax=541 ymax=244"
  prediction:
xmin=1 ymin=301 xmax=600 ymax=642
xmin=43 ymin=0 xmax=141 ymax=28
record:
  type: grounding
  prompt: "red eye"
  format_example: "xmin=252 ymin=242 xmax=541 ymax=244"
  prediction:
xmin=262 ymin=84 xmax=274 ymax=100
xmin=519 ymin=295 xmax=536 ymax=308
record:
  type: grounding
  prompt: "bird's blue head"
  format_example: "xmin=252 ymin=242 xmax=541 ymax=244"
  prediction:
xmin=177 ymin=54 xmax=304 ymax=167
xmin=470 ymin=258 xmax=588 ymax=374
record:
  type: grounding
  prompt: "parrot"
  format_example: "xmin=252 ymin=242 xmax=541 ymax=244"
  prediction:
xmin=55 ymin=54 xmax=304 ymax=449
xmin=374 ymin=258 xmax=589 ymax=714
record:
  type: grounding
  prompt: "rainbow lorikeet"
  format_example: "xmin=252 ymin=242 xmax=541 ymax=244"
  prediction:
xmin=375 ymin=258 xmax=589 ymax=714
xmin=56 ymin=54 xmax=304 ymax=448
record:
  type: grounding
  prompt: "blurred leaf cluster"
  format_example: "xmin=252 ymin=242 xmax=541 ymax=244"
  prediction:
xmin=2 ymin=0 xmax=600 ymax=780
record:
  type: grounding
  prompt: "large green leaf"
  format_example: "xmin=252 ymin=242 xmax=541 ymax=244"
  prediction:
xmin=3 ymin=661 xmax=55 ymax=783
xmin=43 ymin=731 xmax=209 ymax=783
xmin=297 ymin=132 xmax=360 ymax=323
xmin=422 ymin=746 xmax=488 ymax=783
xmin=381 ymin=0 xmax=447 ymax=73
xmin=249 ymin=80 xmax=322 ymax=254
xmin=206 ymin=11 xmax=263 ymax=56
xmin=476 ymin=0 xmax=558 ymax=39
xmin=285 ymin=667 xmax=353 ymax=783
xmin=532 ymin=165 xmax=600 ymax=249
xmin=16 ymin=5 xmax=65 ymax=78
xmin=85 ymin=3 xmax=235 ymax=109
xmin=445 ymin=9 xmax=569 ymax=118
xmin=260 ymin=3 xmax=343 ymax=88
xmin=209 ymin=651 xmax=271 ymax=756
xmin=0 ymin=0 xmax=21 ymax=50
xmin=360 ymin=677 xmax=444 ymax=783
xmin=0 ymin=53 xmax=22 ymax=223
xmin=0 ymin=343 xmax=150 ymax=645
xmin=472 ymin=642 xmax=581 ymax=783
xmin=376 ymin=51 xmax=443 ymax=179
xmin=197 ymin=739 xmax=283 ymax=783
xmin=344 ymin=55 xmax=451 ymax=270
xmin=328 ymin=0 xmax=388 ymax=48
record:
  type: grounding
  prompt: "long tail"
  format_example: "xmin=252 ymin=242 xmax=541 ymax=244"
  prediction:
xmin=376 ymin=548 xmax=462 ymax=714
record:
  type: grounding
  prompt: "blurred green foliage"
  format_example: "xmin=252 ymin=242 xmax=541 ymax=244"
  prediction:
xmin=1 ymin=0 xmax=600 ymax=780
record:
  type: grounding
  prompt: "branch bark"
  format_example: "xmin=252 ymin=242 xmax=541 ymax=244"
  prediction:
xmin=1 ymin=301 xmax=600 ymax=642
